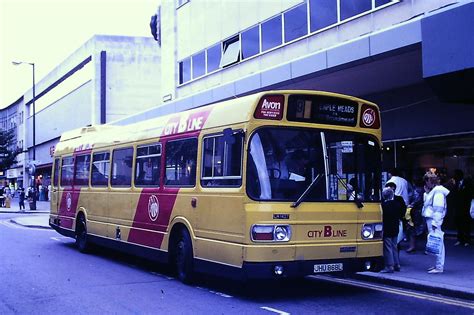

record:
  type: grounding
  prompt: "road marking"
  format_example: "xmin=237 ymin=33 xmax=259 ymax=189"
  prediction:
xmin=260 ymin=306 xmax=290 ymax=315
xmin=50 ymin=236 xmax=71 ymax=243
xmin=311 ymin=275 xmax=474 ymax=310
xmin=196 ymin=286 xmax=233 ymax=298
xmin=0 ymin=220 xmax=22 ymax=229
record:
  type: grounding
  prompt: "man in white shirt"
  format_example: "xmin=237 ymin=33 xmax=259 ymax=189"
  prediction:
xmin=387 ymin=168 xmax=411 ymax=205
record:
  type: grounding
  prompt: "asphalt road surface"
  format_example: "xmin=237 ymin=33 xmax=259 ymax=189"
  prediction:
xmin=1 ymin=213 xmax=473 ymax=314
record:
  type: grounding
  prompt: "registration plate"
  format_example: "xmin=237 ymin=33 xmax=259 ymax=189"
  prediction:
xmin=313 ymin=263 xmax=343 ymax=273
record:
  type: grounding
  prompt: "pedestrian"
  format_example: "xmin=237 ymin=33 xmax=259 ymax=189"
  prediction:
xmin=405 ymin=176 xmax=425 ymax=253
xmin=0 ymin=185 xmax=5 ymax=207
xmin=450 ymin=170 xmax=472 ymax=247
xmin=385 ymin=181 xmax=407 ymax=245
xmin=422 ymin=171 xmax=450 ymax=274
xmin=386 ymin=168 xmax=411 ymax=205
xmin=18 ymin=187 xmax=26 ymax=211
xmin=380 ymin=187 xmax=405 ymax=273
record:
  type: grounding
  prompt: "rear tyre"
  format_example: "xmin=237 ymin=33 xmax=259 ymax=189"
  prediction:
xmin=75 ymin=215 xmax=90 ymax=253
xmin=174 ymin=229 xmax=194 ymax=284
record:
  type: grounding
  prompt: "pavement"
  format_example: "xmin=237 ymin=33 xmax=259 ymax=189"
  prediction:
xmin=2 ymin=198 xmax=473 ymax=300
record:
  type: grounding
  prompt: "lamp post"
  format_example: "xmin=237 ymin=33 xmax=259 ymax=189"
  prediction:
xmin=12 ymin=61 xmax=35 ymax=161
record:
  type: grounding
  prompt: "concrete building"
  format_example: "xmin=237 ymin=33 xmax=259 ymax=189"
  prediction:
xmin=119 ymin=0 xmax=474 ymax=185
xmin=1 ymin=35 xmax=160 ymax=191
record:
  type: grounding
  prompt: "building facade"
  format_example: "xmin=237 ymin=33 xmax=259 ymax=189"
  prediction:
xmin=118 ymin=0 xmax=474 ymax=186
xmin=0 ymin=35 xmax=161 ymax=191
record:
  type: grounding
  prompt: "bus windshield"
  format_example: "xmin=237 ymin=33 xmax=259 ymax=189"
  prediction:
xmin=247 ymin=127 xmax=381 ymax=203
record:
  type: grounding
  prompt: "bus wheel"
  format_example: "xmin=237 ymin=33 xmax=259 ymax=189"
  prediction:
xmin=174 ymin=229 xmax=194 ymax=284
xmin=75 ymin=215 xmax=89 ymax=253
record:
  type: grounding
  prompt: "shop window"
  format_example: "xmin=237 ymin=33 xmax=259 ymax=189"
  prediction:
xmin=91 ymin=152 xmax=110 ymax=187
xmin=261 ymin=15 xmax=282 ymax=52
xmin=192 ymin=51 xmax=205 ymax=79
xmin=220 ymin=36 xmax=240 ymax=68
xmin=340 ymin=0 xmax=372 ymax=20
xmin=241 ymin=25 xmax=260 ymax=59
xmin=135 ymin=143 xmax=161 ymax=187
xmin=75 ymin=154 xmax=91 ymax=186
xmin=165 ymin=138 xmax=197 ymax=187
xmin=284 ymin=3 xmax=308 ymax=43
xmin=53 ymin=158 xmax=60 ymax=187
xmin=111 ymin=148 xmax=133 ymax=187
xmin=310 ymin=0 xmax=337 ymax=32
xmin=60 ymin=156 xmax=74 ymax=187
xmin=201 ymin=131 xmax=243 ymax=187
xmin=179 ymin=57 xmax=191 ymax=84
xmin=207 ymin=43 xmax=221 ymax=73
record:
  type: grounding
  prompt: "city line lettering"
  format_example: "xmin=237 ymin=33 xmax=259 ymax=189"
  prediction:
xmin=307 ymin=225 xmax=347 ymax=238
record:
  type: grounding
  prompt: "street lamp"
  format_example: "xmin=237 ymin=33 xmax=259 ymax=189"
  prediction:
xmin=12 ymin=61 xmax=36 ymax=161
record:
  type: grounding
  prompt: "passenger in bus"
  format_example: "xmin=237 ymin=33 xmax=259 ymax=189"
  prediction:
xmin=380 ymin=187 xmax=404 ymax=273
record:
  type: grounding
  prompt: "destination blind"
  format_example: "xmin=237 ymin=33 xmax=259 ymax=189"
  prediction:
xmin=287 ymin=95 xmax=359 ymax=126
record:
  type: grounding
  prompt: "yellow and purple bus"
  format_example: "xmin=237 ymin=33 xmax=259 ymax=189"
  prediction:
xmin=50 ymin=90 xmax=383 ymax=282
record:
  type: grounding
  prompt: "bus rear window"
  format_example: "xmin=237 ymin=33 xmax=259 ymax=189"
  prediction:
xmin=287 ymin=95 xmax=358 ymax=127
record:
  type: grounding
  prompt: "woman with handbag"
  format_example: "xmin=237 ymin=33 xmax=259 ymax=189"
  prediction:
xmin=422 ymin=172 xmax=450 ymax=274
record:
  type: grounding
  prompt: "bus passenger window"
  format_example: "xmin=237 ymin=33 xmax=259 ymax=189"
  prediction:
xmin=53 ymin=158 xmax=60 ymax=187
xmin=135 ymin=143 xmax=161 ymax=187
xmin=201 ymin=131 xmax=243 ymax=187
xmin=60 ymin=156 xmax=74 ymax=187
xmin=75 ymin=154 xmax=91 ymax=186
xmin=165 ymin=138 xmax=197 ymax=187
xmin=111 ymin=148 xmax=133 ymax=187
xmin=91 ymin=152 xmax=110 ymax=187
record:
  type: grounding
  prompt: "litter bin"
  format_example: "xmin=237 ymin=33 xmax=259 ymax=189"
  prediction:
xmin=5 ymin=197 xmax=11 ymax=208
xmin=28 ymin=197 xmax=36 ymax=210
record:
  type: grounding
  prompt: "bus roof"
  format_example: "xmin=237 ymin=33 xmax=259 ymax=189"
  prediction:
xmin=54 ymin=90 xmax=378 ymax=155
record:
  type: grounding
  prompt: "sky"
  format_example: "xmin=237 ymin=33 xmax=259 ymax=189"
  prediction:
xmin=0 ymin=0 xmax=158 ymax=108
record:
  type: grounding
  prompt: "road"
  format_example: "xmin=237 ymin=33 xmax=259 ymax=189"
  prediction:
xmin=1 ymin=213 xmax=473 ymax=314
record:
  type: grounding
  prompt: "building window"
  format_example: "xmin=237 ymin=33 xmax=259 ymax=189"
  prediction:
xmin=201 ymin=131 xmax=243 ymax=187
xmin=220 ymin=35 xmax=240 ymax=68
xmin=192 ymin=51 xmax=206 ymax=79
xmin=111 ymin=148 xmax=133 ymax=187
xmin=179 ymin=57 xmax=191 ymax=84
xmin=340 ymin=0 xmax=372 ymax=20
xmin=91 ymin=152 xmax=110 ymax=187
xmin=310 ymin=0 xmax=338 ymax=32
xmin=135 ymin=143 xmax=161 ymax=187
xmin=60 ymin=156 xmax=75 ymax=187
xmin=241 ymin=25 xmax=260 ymax=59
xmin=207 ymin=43 xmax=221 ymax=73
xmin=165 ymin=138 xmax=197 ymax=187
xmin=261 ymin=15 xmax=282 ymax=52
xmin=284 ymin=3 xmax=308 ymax=43
xmin=376 ymin=0 xmax=392 ymax=6
xmin=75 ymin=154 xmax=91 ymax=186
xmin=176 ymin=0 xmax=189 ymax=9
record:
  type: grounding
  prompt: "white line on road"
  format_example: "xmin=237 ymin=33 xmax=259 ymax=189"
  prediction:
xmin=260 ymin=306 xmax=290 ymax=315
xmin=310 ymin=275 xmax=474 ymax=310
xmin=196 ymin=286 xmax=233 ymax=298
xmin=50 ymin=236 xmax=71 ymax=243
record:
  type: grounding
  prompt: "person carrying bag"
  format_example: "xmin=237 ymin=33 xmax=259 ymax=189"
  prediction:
xmin=422 ymin=172 xmax=450 ymax=274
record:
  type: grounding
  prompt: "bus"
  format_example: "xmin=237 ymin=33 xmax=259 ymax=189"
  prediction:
xmin=49 ymin=90 xmax=383 ymax=283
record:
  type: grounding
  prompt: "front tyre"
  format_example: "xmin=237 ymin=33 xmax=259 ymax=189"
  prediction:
xmin=175 ymin=229 xmax=194 ymax=284
xmin=75 ymin=215 xmax=90 ymax=253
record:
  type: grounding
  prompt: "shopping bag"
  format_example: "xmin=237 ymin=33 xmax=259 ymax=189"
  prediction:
xmin=426 ymin=229 xmax=444 ymax=255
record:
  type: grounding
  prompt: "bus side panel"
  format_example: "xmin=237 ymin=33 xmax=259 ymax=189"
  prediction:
xmin=127 ymin=188 xmax=180 ymax=249
xmin=85 ymin=189 xmax=110 ymax=238
xmin=194 ymin=193 xmax=245 ymax=267
xmin=57 ymin=187 xmax=80 ymax=230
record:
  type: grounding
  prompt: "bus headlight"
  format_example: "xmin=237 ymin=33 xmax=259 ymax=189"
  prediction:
xmin=251 ymin=225 xmax=291 ymax=242
xmin=361 ymin=223 xmax=383 ymax=240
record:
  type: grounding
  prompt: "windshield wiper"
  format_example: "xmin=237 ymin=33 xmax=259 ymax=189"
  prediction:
xmin=334 ymin=174 xmax=364 ymax=209
xmin=291 ymin=174 xmax=321 ymax=208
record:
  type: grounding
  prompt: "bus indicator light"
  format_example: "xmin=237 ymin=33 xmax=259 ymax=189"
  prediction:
xmin=254 ymin=95 xmax=284 ymax=120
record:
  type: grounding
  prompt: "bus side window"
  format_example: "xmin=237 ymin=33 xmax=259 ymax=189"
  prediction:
xmin=165 ymin=138 xmax=197 ymax=187
xmin=60 ymin=156 xmax=75 ymax=187
xmin=135 ymin=143 xmax=161 ymax=187
xmin=201 ymin=131 xmax=243 ymax=187
xmin=91 ymin=152 xmax=110 ymax=187
xmin=53 ymin=158 xmax=60 ymax=187
xmin=74 ymin=154 xmax=91 ymax=186
xmin=111 ymin=148 xmax=133 ymax=187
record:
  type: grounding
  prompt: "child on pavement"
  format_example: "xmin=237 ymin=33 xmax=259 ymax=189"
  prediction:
xmin=380 ymin=187 xmax=405 ymax=273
